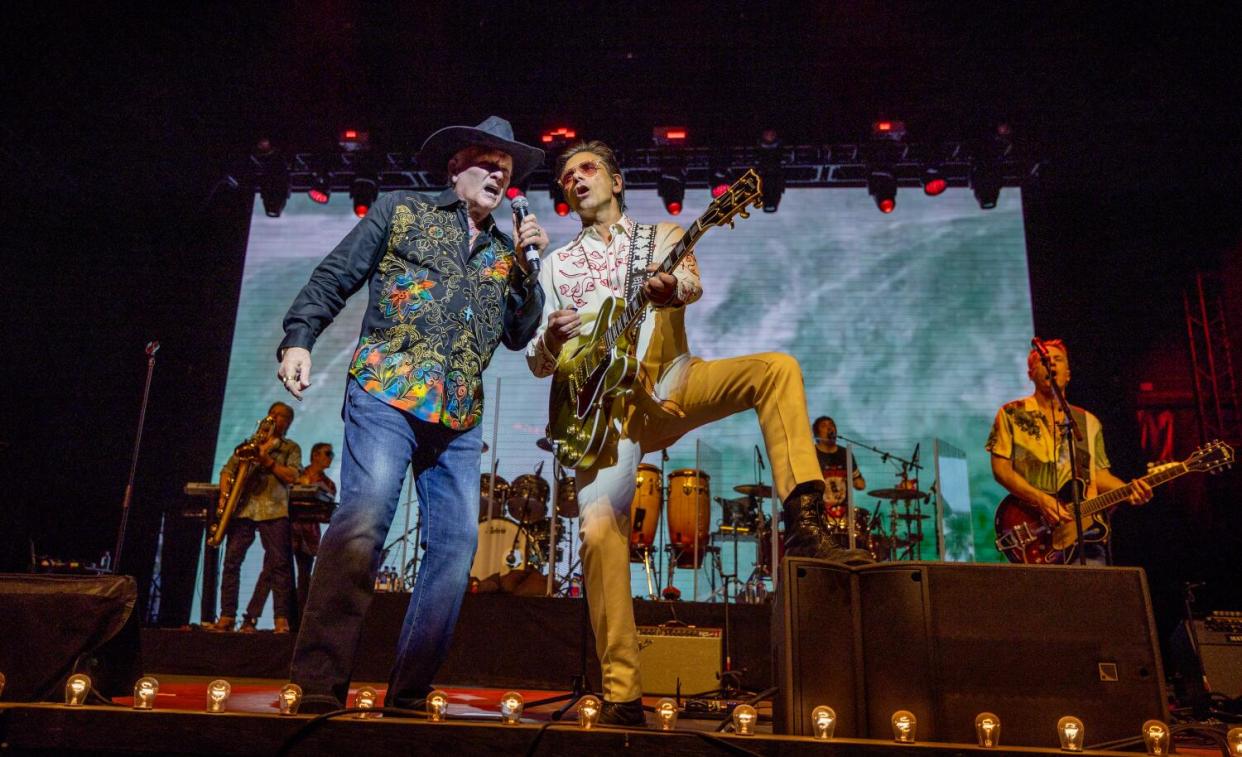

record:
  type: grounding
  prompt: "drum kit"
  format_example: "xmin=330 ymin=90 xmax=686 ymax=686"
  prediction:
xmin=470 ymin=454 xmax=577 ymax=583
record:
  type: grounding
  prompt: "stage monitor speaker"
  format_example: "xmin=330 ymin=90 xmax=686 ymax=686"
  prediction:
xmin=0 ymin=573 xmax=142 ymax=701
xmin=774 ymin=559 xmax=1167 ymax=748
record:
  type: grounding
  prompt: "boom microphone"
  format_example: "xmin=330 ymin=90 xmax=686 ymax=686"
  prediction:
xmin=510 ymin=196 xmax=541 ymax=274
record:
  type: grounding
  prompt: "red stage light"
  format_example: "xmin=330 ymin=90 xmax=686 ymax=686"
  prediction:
xmin=309 ymin=188 xmax=329 ymax=204
xmin=666 ymin=201 xmax=682 ymax=215
xmin=711 ymin=183 xmax=730 ymax=198
xmin=878 ymin=198 xmax=895 ymax=214
xmin=554 ymin=201 xmax=570 ymax=216
xmin=542 ymin=127 xmax=577 ymax=145
xmin=875 ymin=121 xmax=892 ymax=132
xmin=343 ymin=130 xmax=358 ymax=140
xmin=505 ymin=186 xmax=524 ymax=200
xmin=354 ymin=203 xmax=370 ymax=218
xmin=923 ymin=177 xmax=947 ymax=196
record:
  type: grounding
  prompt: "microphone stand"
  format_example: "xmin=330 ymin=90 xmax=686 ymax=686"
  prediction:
xmin=833 ymin=434 xmax=922 ymax=474
xmin=113 ymin=341 xmax=159 ymax=572
xmin=1034 ymin=344 xmax=1088 ymax=565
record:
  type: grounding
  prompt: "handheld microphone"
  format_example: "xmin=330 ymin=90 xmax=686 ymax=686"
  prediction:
xmin=510 ymin=197 xmax=541 ymax=274
xmin=754 ymin=444 xmax=766 ymax=470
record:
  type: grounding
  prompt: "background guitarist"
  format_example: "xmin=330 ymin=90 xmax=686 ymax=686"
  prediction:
xmin=986 ymin=339 xmax=1152 ymax=563
xmin=526 ymin=141 xmax=847 ymax=726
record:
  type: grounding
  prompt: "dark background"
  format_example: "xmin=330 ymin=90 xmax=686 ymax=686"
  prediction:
xmin=2 ymin=3 xmax=1239 ymax=646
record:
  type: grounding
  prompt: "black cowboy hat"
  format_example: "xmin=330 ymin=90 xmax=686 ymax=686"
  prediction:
xmin=419 ymin=115 xmax=545 ymax=183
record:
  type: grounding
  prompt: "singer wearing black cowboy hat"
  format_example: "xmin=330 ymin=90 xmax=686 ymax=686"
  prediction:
xmin=278 ymin=116 xmax=549 ymax=712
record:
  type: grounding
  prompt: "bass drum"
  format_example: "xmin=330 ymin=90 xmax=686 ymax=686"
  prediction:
xmin=666 ymin=469 xmax=710 ymax=568
xmin=630 ymin=463 xmax=663 ymax=561
xmin=471 ymin=518 xmax=527 ymax=580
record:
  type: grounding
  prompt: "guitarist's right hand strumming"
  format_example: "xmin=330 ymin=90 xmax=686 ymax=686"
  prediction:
xmin=543 ymin=309 xmax=582 ymax=356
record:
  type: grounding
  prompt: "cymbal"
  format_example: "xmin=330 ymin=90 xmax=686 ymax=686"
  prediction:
xmin=733 ymin=483 xmax=773 ymax=498
xmin=536 ymin=437 xmax=554 ymax=452
xmin=868 ymin=488 xmax=928 ymax=501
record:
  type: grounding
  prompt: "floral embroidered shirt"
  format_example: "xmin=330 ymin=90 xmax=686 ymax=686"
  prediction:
xmin=986 ymin=395 xmax=1110 ymax=495
xmin=279 ymin=189 xmax=543 ymax=430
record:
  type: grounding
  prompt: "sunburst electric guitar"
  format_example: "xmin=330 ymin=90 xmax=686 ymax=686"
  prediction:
xmin=994 ymin=440 xmax=1233 ymax=564
xmin=546 ymin=169 xmax=763 ymax=469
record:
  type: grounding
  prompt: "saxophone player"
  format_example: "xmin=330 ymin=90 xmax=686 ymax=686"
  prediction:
xmin=208 ymin=402 xmax=302 ymax=632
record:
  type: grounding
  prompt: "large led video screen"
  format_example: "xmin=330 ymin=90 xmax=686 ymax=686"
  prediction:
xmin=199 ymin=185 xmax=1032 ymax=622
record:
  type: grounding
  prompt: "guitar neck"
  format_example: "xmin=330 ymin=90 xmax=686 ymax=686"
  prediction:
xmin=1078 ymin=463 xmax=1186 ymax=517
xmin=606 ymin=219 xmax=706 ymax=347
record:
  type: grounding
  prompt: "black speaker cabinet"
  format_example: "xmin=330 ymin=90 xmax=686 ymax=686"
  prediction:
xmin=1171 ymin=615 xmax=1242 ymax=702
xmin=773 ymin=560 xmax=1167 ymax=747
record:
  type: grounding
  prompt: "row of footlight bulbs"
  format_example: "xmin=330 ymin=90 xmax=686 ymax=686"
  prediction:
xmin=25 ymin=673 xmax=1242 ymax=754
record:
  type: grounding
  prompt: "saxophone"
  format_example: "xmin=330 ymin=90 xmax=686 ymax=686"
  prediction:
xmin=207 ymin=415 xmax=277 ymax=548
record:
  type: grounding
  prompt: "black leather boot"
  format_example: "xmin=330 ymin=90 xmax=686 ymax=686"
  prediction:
xmin=783 ymin=487 xmax=835 ymax=558
xmin=598 ymin=698 xmax=647 ymax=727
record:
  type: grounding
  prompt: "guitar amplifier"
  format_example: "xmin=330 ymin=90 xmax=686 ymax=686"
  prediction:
xmin=636 ymin=625 xmax=721 ymax=695
xmin=1171 ymin=611 xmax=1242 ymax=701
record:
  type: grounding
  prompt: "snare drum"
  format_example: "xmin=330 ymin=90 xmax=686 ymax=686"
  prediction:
xmin=630 ymin=463 xmax=663 ymax=561
xmin=507 ymin=474 xmax=549 ymax=523
xmin=666 ymin=469 xmax=711 ymax=568
xmin=479 ymin=474 xmax=509 ymax=521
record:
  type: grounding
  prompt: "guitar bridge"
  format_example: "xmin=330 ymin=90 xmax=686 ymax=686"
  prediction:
xmin=995 ymin=521 xmax=1041 ymax=553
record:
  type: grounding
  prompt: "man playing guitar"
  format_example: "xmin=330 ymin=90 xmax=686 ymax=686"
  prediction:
xmin=526 ymin=141 xmax=839 ymax=726
xmin=987 ymin=339 xmax=1152 ymax=564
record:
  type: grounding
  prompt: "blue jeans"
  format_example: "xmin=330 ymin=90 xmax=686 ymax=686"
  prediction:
xmin=290 ymin=380 xmax=481 ymax=708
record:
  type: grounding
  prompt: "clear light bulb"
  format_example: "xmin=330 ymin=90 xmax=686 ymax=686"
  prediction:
xmin=891 ymin=710 xmax=917 ymax=743
xmin=1141 ymin=720 xmax=1169 ymax=755
xmin=811 ymin=706 xmax=836 ymax=740
xmin=1057 ymin=716 xmax=1084 ymax=752
xmin=499 ymin=691 xmax=524 ymax=724
xmin=732 ymin=704 xmax=757 ymax=736
xmin=1228 ymin=727 xmax=1242 ymax=757
xmin=656 ymin=698 xmax=678 ymax=731
xmin=426 ymin=689 xmax=449 ymax=722
xmin=278 ymin=683 xmax=302 ymax=716
xmin=0 ymin=672 xmax=6 ymax=699
xmin=353 ymin=686 xmax=378 ymax=718
xmin=65 ymin=674 xmax=92 ymax=706
xmin=577 ymin=695 xmax=601 ymax=729
xmin=132 ymin=677 xmax=159 ymax=710
xmin=975 ymin=712 xmax=1000 ymax=748
xmin=206 ymin=679 xmax=231 ymax=713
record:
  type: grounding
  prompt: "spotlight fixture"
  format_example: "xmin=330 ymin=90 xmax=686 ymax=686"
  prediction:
xmin=505 ymin=176 xmax=529 ymax=201
xmin=655 ymin=698 xmax=678 ymax=731
xmin=891 ymin=710 xmax=917 ymax=743
xmin=810 ymin=706 xmax=836 ymax=740
xmin=757 ymin=128 xmax=784 ymax=213
xmin=308 ymin=170 xmax=331 ymax=204
xmin=426 ymin=689 xmax=449 ymax=722
xmin=872 ymin=119 xmax=908 ymax=142
xmin=652 ymin=126 xmax=688 ymax=146
xmin=1141 ymin=720 xmax=1170 ymax=756
xmin=132 ymin=677 xmax=160 ymax=710
xmin=709 ymin=165 xmax=731 ymax=199
xmin=278 ymin=683 xmax=302 ymax=716
xmin=1057 ymin=715 xmax=1085 ymax=752
xmin=921 ymin=165 xmax=947 ymax=196
xmin=975 ymin=712 xmax=1001 ymax=748
xmin=549 ymin=182 xmax=570 ymax=217
xmin=541 ymin=127 xmax=577 ymax=146
xmin=499 ymin=691 xmax=524 ymax=724
xmin=731 ymin=704 xmax=757 ymax=736
xmin=353 ymin=686 xmax=379 ymax=718
xmin=338 ymin=129 xmax=370 ymax=152
xmin=65 ymin=674 xmax=92 ymax=706
xmin=206 ymin=679 xmax=231 ymax=713
xmin=658 ymin=164 xmax=686 ymax=215
xmin=255 ymin=139 xmax=290 ymax=218
xmin=971 ymin=158 xmax=1002 ymax=210
xmin=868 ymin=169 xmax=897 ymax=214
xmin=350 ymin=167 xmax=379 ymax=219
xmin=576 ymin=695 xmax=601 ymax=729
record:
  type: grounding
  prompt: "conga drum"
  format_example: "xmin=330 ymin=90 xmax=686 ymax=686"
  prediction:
xmin=666 ymin=469 xmax=710 ymax=568
xmin=630 ymin=463 xmax=663 ymax=561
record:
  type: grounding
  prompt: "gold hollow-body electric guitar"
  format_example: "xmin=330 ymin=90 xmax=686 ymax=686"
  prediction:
xmin=994 ymin=440 xmax=1233 ymax=564
xmin=546 ymin=170 xmax=763 ymax=470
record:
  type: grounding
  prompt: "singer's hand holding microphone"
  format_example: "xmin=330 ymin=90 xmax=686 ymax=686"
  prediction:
xmin=510 ymin=196 xmax=549 ymax=276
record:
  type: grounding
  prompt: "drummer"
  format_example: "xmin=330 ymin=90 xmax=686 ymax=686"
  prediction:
xmin=813 ymin=416 xmax=866 ymax=519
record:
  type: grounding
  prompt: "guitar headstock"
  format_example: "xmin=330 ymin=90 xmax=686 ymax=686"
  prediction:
xmin=698 ymin=169 xmax=763 ymax=230
xmin=1185 ymin=440 xmax=1235 ymax=474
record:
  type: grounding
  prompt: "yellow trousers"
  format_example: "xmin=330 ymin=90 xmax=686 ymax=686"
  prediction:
xmin=575 ymin=351 xmax=822 ymax=701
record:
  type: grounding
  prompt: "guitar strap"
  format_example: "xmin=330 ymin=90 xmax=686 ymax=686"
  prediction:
xmin=622 ymin=222 xmax=659 ymax=336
